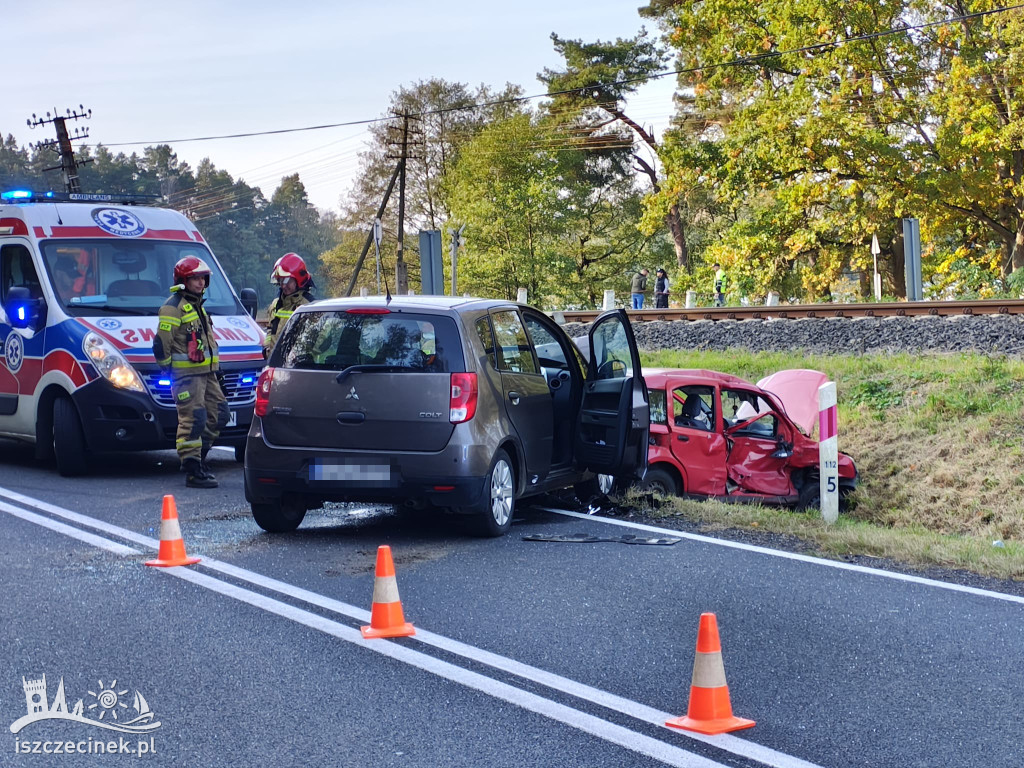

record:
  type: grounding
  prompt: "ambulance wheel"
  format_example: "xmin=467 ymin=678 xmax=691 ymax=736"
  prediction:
xmin=53 ymin=397 xmax=89 ymax=477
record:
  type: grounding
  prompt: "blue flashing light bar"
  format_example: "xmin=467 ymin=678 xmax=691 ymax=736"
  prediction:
xmin=157 ymin=378 xmax=172 ymax=387
xmin=16 ymin=305 xmax=27 ymax=322
xmin=1 ymin=189 xmax=44 ymax=201
xmin=240 ymin=376 xmax=255 ymax=385
xmin=1 ymin=189 xmax=157 ymax=205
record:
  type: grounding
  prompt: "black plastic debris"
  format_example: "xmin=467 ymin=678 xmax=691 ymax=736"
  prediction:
xmin=522 ymin=532 xmax=680 ymax=546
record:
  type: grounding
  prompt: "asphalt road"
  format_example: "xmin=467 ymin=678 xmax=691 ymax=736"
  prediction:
xmin=1 ymin=441 xmax=1022 ymax=768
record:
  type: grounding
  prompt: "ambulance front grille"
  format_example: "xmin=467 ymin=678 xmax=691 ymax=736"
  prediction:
xmin=142 ymin=370 xmax=259 ymax=408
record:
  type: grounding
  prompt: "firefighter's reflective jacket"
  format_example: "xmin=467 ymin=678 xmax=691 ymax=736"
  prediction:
xmin=263 ymin=289 xmax=312 ymax=355
xmin=153 ymin=287 xmax=220 ymax=374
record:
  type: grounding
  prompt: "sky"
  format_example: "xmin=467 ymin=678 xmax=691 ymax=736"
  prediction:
xmin=5 ymin=0 xmax=679 ymax=213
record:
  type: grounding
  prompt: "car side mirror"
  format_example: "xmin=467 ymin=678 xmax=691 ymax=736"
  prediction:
xmin=5 ymin=286 xmax=47 ymax=332
xmin=240 ymin=287 xmax=259 ymax=318
xmin=771 ymin=438 xmax=793 ymax=459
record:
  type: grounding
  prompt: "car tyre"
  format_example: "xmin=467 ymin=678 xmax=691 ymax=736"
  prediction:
xmin=469 ymin=448 xmax=515 ymax=537
xmin=800 ymin=481 xmax=853 ymax=514
xmin=53 ymin=396 xmax=89 ymax=477
xmin=251 ymin=497 xmax=307 ymax=533
xmin=640 ymin=467 xmax=678 ymax=496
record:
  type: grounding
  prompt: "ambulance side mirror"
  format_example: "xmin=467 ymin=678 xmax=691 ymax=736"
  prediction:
xmin=4 ymin=286 xmax=46 ymax=332
xmin=240 ymin=287 xmax=259 ymax=318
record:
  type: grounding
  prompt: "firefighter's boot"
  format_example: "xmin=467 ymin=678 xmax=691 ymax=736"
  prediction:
xmin=183 ymin=458 xmax=218 ymax=489
xmin=200 ymin=446 xmax=216 ymax=481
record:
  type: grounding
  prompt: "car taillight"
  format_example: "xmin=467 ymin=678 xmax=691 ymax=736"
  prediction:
xmin=254 ymin=368 xmax=275 ymax=417
xmin=450 ymin=372 xmax=477 ymax=424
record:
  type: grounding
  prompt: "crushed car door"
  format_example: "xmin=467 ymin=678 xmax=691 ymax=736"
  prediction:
xmin=722 ymin=387 xmax=794 ymax=496
xmin=575 ymin=309 xmax=649 ymax=479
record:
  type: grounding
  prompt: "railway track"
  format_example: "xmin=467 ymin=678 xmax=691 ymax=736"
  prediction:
xmin=557 ymin=298 xmax=1024 ymax=324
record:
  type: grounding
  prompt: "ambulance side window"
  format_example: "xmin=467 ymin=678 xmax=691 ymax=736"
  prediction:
xmin=1 ymin=245 xmax=42 ymax=302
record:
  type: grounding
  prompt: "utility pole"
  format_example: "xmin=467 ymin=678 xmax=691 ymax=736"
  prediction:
xmin=28 ymin=106 xmax=92 ymax=193
xmin=395 ymin=112 xmax=410 ymax=295
xmin=449 ymin=224 xmax=465 ymax=296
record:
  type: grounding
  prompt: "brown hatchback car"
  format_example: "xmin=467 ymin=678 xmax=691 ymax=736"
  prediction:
xmin=244 ymin=297 xmax=649 ymax=536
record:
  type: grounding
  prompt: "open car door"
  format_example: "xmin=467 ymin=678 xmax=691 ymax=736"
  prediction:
xmin=574 ymin=309 xmax=649 ymax=481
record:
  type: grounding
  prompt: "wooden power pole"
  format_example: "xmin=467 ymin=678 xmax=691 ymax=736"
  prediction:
xmin=28 ymin=106 xmax=93 ymax=193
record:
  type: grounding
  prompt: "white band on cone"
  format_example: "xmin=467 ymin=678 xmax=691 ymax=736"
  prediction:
xmin=691 ymin=652 xmax=728 ymax=689
xmin=160 ymin=518 xmax=183 ymax=541
xmin=371 ymin=575 xmax=400 ymax=604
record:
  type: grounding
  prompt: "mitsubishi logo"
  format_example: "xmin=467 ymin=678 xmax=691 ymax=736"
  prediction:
xmin=345 ymin=386 xmax=359 ymax=400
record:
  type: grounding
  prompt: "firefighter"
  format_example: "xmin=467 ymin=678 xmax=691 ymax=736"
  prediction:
xmin=263 ymin=252 xmax=315 ymax=359
xmin=153 ymin=256 xmax=229 ymax=489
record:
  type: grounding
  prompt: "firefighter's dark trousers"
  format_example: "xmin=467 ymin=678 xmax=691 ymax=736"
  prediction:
xmin=171 ymin=372 xmax=229 ymax=462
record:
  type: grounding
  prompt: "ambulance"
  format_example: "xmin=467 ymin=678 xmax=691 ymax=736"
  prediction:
xmin=0 ymin=189 xmax=266 ymax=475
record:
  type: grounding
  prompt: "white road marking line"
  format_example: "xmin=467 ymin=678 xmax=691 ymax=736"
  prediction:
xmin=539 ymin=507 xmax=1024 ymax=606
xmin=0 ymin=486 xmax=823 ymax=768
xmin=0 ymin=499 xmax=723 ymax=768
xmin=0 ymin=502 xmax=138 ymax=555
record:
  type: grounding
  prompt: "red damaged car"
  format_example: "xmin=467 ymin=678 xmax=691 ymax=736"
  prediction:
xmin=640 ymin=368 xmax=858 ymax=510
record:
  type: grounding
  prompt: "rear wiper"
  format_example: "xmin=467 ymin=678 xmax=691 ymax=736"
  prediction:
xmin=335 ymin=364 xmax=415 ymax=382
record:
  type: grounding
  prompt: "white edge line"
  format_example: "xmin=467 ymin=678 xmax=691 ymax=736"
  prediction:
xmin=540 ymin=507 xmax=1024 ymax=606
xmin=0 ymin=497 xmax=725 ymax=768
xmin=0 ymin=486 xmax=825 ymax=768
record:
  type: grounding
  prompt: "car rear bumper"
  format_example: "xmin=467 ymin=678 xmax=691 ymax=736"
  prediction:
xmin=243 ymin=422 xmax=493 ymax=508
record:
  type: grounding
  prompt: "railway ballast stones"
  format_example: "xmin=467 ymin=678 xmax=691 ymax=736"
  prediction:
xmin=562 ymin=313 xmax=1024 ymax=357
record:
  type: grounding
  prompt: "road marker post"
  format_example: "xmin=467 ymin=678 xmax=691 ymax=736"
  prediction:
xmin=818 ymin=382 xmax=839 ymax=524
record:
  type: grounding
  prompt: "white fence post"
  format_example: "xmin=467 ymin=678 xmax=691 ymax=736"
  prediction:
xmin=685 ymin=290 xmax=697 ymax=308
xmin=766 ymin=291 xmax=779 ymax=306
xmin=818 ymin=382 xmax=839 ymax=524
xmin=602 ymin=289 xmax=615 ymax=310
xmin=517 ymin=287 xmax=528 ymax=304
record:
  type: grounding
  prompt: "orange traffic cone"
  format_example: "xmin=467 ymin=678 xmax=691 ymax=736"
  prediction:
xmin=145 ymin=495 xmax=201 ymax=568
xmin=666 ymin=613 xmax=755 ymax=735
xmin=360 ymin=545 xmax=415 ymax=639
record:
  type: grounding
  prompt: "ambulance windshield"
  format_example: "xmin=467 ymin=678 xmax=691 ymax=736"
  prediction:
xmin=40 ymin=241 xmax=243 ymax=316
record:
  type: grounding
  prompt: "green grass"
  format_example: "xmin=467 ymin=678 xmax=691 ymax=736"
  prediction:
xmin=635 ymin=349 xmax=1024 ymax=581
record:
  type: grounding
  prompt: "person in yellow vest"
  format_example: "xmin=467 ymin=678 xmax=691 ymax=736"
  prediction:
xmin=263 ymin=252 xmax=315 ymax=359
xmin=713 ymin=262 xmax=727 ymax=307
xmin=153 ymin=256 xmax=228 ymax=488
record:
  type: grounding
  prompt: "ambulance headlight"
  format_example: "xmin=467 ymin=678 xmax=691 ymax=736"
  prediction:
xmin=83 ymin=332 xmax=144 ymax=392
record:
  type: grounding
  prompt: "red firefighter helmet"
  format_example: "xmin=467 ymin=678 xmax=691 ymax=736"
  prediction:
xmin=271 ymin=252 xmax=312 ymax=289
xmin=173 ymin=255 xmax=212 ymax=286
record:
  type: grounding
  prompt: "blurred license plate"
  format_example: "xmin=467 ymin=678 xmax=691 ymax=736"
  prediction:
xmin=227 ymin=411 xmax=237 ymax=427
xmin=309 ymin=461 xmax=391 ymax=482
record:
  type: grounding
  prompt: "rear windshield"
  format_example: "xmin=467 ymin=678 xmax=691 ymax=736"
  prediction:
xmin=272 ymin=310 xmax=465 ymax=372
